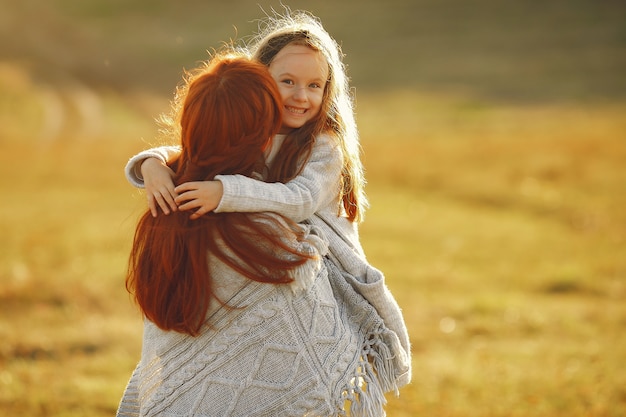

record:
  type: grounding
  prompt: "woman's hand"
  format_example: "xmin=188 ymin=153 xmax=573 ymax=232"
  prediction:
xmin=175 ymin=180 xmax=224 ymax=220
xmin=141 ymin=158 xmax=178 ymax=217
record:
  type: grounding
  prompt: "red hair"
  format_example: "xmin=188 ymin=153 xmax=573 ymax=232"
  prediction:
xmin=126 ymin=53 xmax=315 ymax=336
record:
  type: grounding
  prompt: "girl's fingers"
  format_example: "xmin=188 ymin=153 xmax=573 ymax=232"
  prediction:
xmin=162 ymin=190 xmax=178 ymax=211
xmin=177 ymin=199 xmax=201 ymax=212
xmin=175 ymin=181 xmax=200 ymax=194
xmin=147 ymin=196 xmax=159 ymax=217
xmin=175 ymin=191 xmax=195 ymax=205
xmin=153 ymin=194 xmax=171 ymax=215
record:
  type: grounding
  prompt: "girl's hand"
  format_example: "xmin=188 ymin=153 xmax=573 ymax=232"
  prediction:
xmin=141 ymin=158 xmax=178 ymax=217
xmin=175 ymin=180 xmax=224 ymax=220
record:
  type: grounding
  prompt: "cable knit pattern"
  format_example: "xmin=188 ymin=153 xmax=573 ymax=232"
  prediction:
xmin=117 ymin=252 xmax=403 ymax=417
xmin=122 ymin=135 xmax=412 ymax=414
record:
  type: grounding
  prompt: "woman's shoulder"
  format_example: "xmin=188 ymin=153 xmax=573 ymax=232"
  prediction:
xmin=286 ymin=222 xmax=328 ymax=293
xmin=214 ymin=212 xmax=328 ymax=292
xmin=252 ymin=212 xmax=328 ymax=263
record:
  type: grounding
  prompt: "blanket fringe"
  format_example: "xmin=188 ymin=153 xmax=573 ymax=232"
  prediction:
xmin=341 ymin=328 xmax=402 ymax=417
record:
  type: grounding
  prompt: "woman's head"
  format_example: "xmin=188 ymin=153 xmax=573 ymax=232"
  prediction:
xmin=248 ymin=10 xmax=368 ymax=222
xmin=174 ymin=53 xmax=283 ymax=182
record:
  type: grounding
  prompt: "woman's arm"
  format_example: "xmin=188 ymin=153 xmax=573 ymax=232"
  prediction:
xmin=124 ymin=146 xmax=181 ymax=216
xmin=189 ymin=134 xmax=342 ymax=222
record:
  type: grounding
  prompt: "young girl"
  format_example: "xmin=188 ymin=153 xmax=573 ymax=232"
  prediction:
xmin=125 ymin=10 xmax=411 ymax=393
xmin=127 ymin=10 xmax=365 ymax=252
xmin=119 ymin=51 xmax=405 ymax=417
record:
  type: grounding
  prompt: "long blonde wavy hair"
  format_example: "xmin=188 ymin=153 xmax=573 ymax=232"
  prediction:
xmin=246 ymin=9 xmax=368 ymax=222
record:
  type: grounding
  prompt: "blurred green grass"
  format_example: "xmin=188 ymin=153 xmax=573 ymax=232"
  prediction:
xmin=1 ymin=1 xmax=625 ymax=416
xmin=1 ymin=0 xmax=624 ymax=101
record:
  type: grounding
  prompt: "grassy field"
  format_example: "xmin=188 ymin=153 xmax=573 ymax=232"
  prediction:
xmin=1 ymin=86 xmax=624 ymax=416
xmin=1 ymin=0 xmax=625 ymax=416
xmin=358 ymin=95 xmax=626 ymax=416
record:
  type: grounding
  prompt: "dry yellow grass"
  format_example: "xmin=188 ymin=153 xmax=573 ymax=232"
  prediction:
xmin=358 ymin=92 xmax=626 ymax=416
xmin=2 ymin=0 xmax=625 ymax=414
xmin=0 ymin=84 xmax=624 ymax=416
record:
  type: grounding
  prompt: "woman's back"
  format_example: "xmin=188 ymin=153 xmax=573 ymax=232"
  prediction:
xmin=118 ymin=218 xmax=387 ymax=417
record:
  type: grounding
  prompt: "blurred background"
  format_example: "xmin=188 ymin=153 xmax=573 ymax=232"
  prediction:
xmin=1 ymin=0 xmax=625 ymax=416
xmin=3 ymin=0 xmax=626 ymax=108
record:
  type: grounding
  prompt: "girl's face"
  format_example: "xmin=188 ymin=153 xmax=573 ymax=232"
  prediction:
xmin=268 ymin=44 xmax=329 ymax=134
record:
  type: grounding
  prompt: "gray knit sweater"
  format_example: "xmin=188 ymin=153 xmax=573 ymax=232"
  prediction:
xmin=117 ymin=222 xmax=408 ymax=416
xmin=121 ymin=135 xmax=412 ymax=415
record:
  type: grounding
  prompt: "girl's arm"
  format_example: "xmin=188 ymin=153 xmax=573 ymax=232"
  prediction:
xmin=124 ymin=146 xmax=182 ymax=216
xmin=212 ymin=134 xmax=341 ymax=222
xmin=125 ymin=146 xmax=181 ymax=187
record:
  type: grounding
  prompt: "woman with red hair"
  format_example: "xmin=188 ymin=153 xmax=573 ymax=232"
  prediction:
xmin=124 ymin=52 xmax=313 ymax=337
xmin=117 ymin=52 xmax=401 ymax=417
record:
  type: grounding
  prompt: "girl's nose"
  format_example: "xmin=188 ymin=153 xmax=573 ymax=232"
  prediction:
xmin=293 ymin=87 xmax=308 ymax=101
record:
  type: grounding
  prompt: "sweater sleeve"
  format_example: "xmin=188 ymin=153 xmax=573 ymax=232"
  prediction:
xmin=124 ymin=146 xmax=181 ymax=188
xmin=214 ymin=135 xmax=342 ymax=223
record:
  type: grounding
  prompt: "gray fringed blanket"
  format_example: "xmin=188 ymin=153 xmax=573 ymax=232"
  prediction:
xmin=117 ymin=253 xmax=409 ymax=417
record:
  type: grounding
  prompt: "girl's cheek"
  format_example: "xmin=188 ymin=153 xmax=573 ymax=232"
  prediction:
xmin=313 ymin=96 xmax=324 ymax=113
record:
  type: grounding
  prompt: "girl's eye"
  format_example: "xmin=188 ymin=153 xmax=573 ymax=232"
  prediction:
xmin=310 ymin=83 xmax=321 ymax=89
xmin=282 ymin=79 xmax=294 ymax=85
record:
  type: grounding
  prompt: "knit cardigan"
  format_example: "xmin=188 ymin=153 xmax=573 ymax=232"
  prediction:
xmin=117 ymin=223 xmax=409 ymax=416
